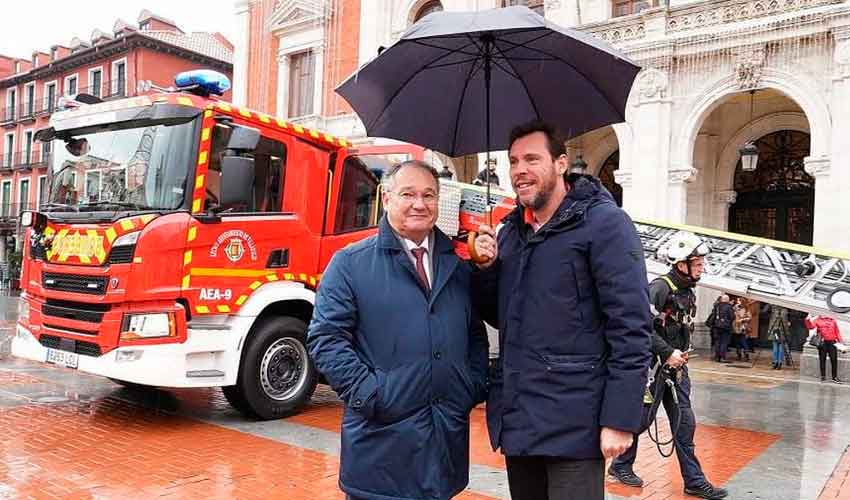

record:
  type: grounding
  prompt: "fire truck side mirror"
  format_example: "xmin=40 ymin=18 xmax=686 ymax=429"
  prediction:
xmin=220 ymin=156 xmax=255 ymax=208
xmin=225 ymin=124 xmax=261 ymax=152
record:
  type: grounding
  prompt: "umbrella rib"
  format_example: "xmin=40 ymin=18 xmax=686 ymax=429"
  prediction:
xmin=489 ymin=58 xmax=521 ymax=80
xmin=449 ymin=57 xmax=484 ymax=156
xmin=366 ymin=39 xmax=482 ymax=131
xmin=492 ymin=41 xmax=541 ymax=120
xmin=424 ymin=57 xmax=483 ymax=70
xmin=496 ymin=36 xmax=625 ymax=121
xmin=410 ymin=39 xmax=482 ymax=58
xmin=494 ymin=31 xmax=556 ymax=57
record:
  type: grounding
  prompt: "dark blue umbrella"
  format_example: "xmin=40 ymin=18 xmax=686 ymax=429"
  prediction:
xmin=336 ymin=6 xmax=641 ymax=159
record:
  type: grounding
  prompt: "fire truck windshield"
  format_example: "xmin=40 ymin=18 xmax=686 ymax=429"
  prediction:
xmin=45 ymin=116 xmax=199 ymax=212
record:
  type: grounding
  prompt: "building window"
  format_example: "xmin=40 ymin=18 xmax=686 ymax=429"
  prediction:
xmin=502 ymin=0 xmax=544 ymax=16
xmin=19 ymin=179 xmax=30 ymax=212
xmin=65 ymin=75 xmax=78 ymax=96
xmin=1 ymin=181 xmax=11 ymax=217
xmin=24 ymin=84 xmax=35 ymax=117
xmin=3 ymin=135 xmax=13 ymax=168
xmin=612 ymin=0 xmax=652 ymax=17
xmin=37 ymin=176 xmax=47 ymax=209
xmin=414 ymin=0 xmax=443 ymax=22
xmin=90 ymin=69 xmax=103 ymax=98
xmin=45 ymin=83 xmax=57 ymax=112
xmin=50 ymin=48 xmax=58 ymax=61
xmin=112 ymin=60 xmax=127 ymax=97
xmin=24 ymin=131 xmax=33 ymax=165
xmin=288 ymin=51 xmax=315 ymax=118
xmin=6 ymin=89 xmax=17 ymax=122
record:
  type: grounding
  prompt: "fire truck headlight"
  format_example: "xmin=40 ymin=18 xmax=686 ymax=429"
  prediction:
xmin=120 ymin=313 xmax=176 ymax=340
xmin=113 ymin=231 xmax=140 ymax=247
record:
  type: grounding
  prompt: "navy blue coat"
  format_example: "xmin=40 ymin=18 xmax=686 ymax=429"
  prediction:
xmin=472 ymin=176 xmax=652 ymax=458
xmin=307 ymin=216 xmax=489 ymax=500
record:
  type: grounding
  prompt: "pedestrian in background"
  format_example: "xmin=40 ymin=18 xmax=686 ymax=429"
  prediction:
xmin=732 ymin=298 xmax=751 ymax=362
xmin=712 ymin=295 xmax=735 ymax=363
xmin=767 ymin=304 xmax=791 ymax=370
xmin=471 ymin=120 xmax=651 ymax=500
xmin=308 ymin=160 xmax=489 ymax=500
xmin=807 ymin=314 xmax=843 ymax=383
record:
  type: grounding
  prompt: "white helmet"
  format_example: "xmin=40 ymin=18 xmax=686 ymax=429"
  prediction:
xmin=658 ymin=231 xmax=710 ymax=265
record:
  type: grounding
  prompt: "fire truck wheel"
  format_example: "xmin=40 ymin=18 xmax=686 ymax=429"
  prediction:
xmin=230 ymin=316 xmax=317 ymax=420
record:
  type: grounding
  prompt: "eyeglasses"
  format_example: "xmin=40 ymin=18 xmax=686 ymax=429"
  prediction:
xmin=390 ymin=191 xmax=438 ymax=205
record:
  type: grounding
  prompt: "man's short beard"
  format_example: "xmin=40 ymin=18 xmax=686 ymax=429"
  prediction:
xmin=526 ymin=174 xmax=556 ymax=211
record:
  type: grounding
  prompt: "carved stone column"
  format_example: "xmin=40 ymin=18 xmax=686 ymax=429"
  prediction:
xmin=667 ymin=166 xmax=697 ymax=224
xmin=628 ymin=67 xmax=673 ymax=220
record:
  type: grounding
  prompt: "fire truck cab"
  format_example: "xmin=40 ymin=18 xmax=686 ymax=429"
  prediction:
xmin=12 ymin=70 xmax=423 ymax=419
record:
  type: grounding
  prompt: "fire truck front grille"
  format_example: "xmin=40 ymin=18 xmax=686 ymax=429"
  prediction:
xmin=108 ymin=245 xmax=135 ymax=264
xmin=42 ymin=299 xmax=110 ymax=324
xmin=42 ymin=272 xmax=108 ymax=295
xmin=38 ymin=334 xmax=102 ymax=357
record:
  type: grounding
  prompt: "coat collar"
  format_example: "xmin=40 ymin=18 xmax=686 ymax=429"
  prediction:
xmin=505 ymin=175 xmax=614 ymax=240
xmin=377 ymin=215 xmax=458 ymax=303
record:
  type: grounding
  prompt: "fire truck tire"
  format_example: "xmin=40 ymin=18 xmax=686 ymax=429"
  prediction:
xmin=229 ymin=316 xmax=317 ymax=420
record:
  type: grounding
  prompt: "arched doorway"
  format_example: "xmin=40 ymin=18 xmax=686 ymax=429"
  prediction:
xmin=412 ymin=0 xmax=443 ymax=22
xmin=728 ymin=130 xmax=813 ymax=245
xmin=597 ymin=151 xmax=622 ymax=207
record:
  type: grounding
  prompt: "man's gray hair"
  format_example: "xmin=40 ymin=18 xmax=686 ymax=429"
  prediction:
xmin=381 ymin=160 xmax=441 ymax=193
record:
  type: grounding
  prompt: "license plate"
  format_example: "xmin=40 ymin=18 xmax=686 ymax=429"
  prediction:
xmin=46 ymin=348 xmax=79 ymax=369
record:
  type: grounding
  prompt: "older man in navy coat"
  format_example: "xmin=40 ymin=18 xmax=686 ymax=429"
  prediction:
xmin=308 ymin=160 xmax=489 ymax=500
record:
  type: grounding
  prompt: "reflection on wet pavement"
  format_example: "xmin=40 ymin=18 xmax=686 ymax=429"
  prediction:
xmin=1 ymin=293 xmax=849 ymax=498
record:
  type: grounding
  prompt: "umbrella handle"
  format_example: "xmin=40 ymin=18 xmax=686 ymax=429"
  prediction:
xmin=467 ymin=231 xmax=491 ymax=264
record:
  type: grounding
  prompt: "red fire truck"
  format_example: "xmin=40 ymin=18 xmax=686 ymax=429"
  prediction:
xmin=11 ymin=70 xmax=436 ymax=420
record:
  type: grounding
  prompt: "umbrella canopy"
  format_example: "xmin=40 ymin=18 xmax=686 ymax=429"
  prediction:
xmin=336 ymin=6 xmax=641 ymax=157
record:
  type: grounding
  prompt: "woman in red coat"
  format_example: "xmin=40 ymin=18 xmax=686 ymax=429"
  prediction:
xmin=806 ymin=315 xmax=843 ymax=383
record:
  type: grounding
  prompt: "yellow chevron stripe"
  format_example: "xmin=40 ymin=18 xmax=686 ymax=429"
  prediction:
xmin=177 ymin=97 xmax=193 ymax=106
xmin=217 ymin=305 xmax=231 ymax=313
xmin=120 ymin=219 xmax=135 ymax=231
xmin=236 ymin=295 xmax=248 ymax=306
xmin=190 ymin=268 xmax=273 ymax=278
xmin=249 ymin=281 xmax=262 ymax=290
xmin=182 ymin=275 xmax=191 ymax=290
xmin=196 ymin=305 xmax=210 ymax=314
xmin=195 ymin=175 xmax=205 ymax=189
xmin=183 ymin=250 xmax=192 ymax=266
xmin=201 ymin=128 xmax=211 ymax=141
xmin=105 ymin=227 xmax=117 ymax=243
xmin=204 ymin=109 xmax=213 ymax=118
xmin=217 ymin=103 xmax=231 ymax=112
xmin=187 ymin=226 xmax=197 ymax=242
xmin=266 ymin=274 xmax=279 ymax=282
xmin=198 ymin=151 xmax=208 ymax=165
xmin=192 ymin=199 xmax=201 ymax=213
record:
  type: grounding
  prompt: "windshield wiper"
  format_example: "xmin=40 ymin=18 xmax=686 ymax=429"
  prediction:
xmin=79 ymin=201 xmax=157 ymax=211
xmin=39 ymin=202 xmax=79 ymax=212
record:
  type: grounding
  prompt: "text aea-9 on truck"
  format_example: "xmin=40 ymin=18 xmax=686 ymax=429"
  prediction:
xmin=12 ymin=70 xmax=425 ymax=420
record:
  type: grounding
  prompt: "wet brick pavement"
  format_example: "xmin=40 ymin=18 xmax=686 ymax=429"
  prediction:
xmin=0 ymin=294 xmax=849 ymax=499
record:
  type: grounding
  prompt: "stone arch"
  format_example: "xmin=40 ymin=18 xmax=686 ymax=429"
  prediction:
xmin=585 ymin=129 xmax=620 ymax=176
xmin=715 ymin=111 xmax=810 ymax=191
xmin=673 ymin=68 xmax=830 ymax=173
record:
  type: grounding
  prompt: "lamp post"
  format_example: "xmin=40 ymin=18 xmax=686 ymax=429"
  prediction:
xmin=739 ymin=90 xmax=759 ymax=172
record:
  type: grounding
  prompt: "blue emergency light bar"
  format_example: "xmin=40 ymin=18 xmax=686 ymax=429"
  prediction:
xmin=174 ymin=70 xmax=231 ymax=96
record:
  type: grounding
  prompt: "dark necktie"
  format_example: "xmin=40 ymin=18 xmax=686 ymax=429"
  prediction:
xmin=411 ymin=247 xmax=430 ymax=293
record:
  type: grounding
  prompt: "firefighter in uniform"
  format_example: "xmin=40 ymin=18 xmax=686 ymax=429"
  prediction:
xmin=608 ymin=231 xmax=729 ymax=500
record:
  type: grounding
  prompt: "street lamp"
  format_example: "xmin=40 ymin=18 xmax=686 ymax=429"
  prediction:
xmin=739 ymin=90 xmax=759 ymax=172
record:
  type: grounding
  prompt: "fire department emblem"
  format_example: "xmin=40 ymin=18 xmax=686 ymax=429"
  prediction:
xmin=224 ymin=238 xmax=245 ymax=262
xmin=210 ymin=230 xmax=258 ymax=262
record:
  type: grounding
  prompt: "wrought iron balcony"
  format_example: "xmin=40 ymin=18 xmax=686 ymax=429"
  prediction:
xmin=1 ymin=150 xmax=51 ymax=171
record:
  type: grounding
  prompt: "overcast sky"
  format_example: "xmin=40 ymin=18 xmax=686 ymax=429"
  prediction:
xmin=1 ymin=1 xmax=239 ymax=59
